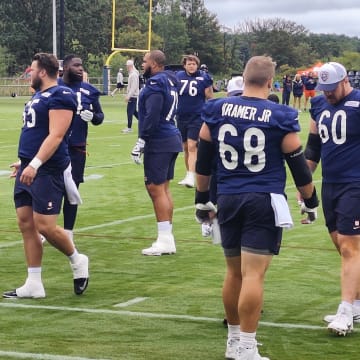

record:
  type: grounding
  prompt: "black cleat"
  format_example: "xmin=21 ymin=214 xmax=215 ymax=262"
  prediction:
xmin=73 ymin=278 xmax=89 ymax=295
xmin=3 ymin=290 xmax=18 ymax=299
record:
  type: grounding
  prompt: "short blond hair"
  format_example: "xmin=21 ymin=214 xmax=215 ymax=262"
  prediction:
xmin=244 ymin=56 xmax=276 ymax=87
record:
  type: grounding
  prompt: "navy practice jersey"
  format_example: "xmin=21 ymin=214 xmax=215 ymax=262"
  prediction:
xmin=303 ymin=76 xmax=317 ymax=90
xmin=202 ymin=96 xmax=300 ymax=195
xmin=138 ymin=70 xmax=182 ymax=152
xmin=19 ymin=85 xmax=77 ymax=171
xmin=58 ymin=78 xmax=103 ymax=147
xmin=176 ymin=70 xmax=213 ymax=115
xmin=310 ymin=89 xmax=360 ymax=183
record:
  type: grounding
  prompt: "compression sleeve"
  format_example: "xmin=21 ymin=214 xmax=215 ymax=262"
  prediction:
xmin=304 ymin=133 xmax=321 ymax=163
xmin=284 ymin=146 xmax=313 ymax=187
xmin=196 ymin=138 xmax=216 ymax=176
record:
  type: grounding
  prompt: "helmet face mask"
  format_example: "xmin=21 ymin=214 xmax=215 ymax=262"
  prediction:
xmin=200 ymin=64 xmax=208 ymax=72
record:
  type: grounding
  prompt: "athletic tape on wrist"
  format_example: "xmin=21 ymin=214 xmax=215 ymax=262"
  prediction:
xmin=29 ymin=157 xmax=42 ymax=170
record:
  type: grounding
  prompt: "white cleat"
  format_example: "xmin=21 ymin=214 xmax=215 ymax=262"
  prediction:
xmin=225 ymin=337 xmax=240 ymax=360
xmin=178 ymin=173 xmax=195 ymax=188
xmin=3 ymin=281 xmax=45 ymax=299
xmin=142 ymin=234 xmax=176 ymax=256
xmin=327 ymin=304 xmax=353 ymax=336
xmin=178 ymin=177 xmax=187 ymax=185
xmin=324 ymin=305 xmax=360 ymax=324
xmin=235 ymin=345 xmax=270 ymax=360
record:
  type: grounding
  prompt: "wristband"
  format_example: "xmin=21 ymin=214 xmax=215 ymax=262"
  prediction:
xmin=195 ymin=190 xmax=210 ymax=205
xmin=29 ymin=157 xmax=42 ymax=170
xmin=303 ymin=188 xmax=319 ymax=209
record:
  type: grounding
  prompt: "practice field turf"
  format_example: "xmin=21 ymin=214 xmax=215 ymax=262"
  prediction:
xmin=0 ymin=95 xmax=357 ymax=360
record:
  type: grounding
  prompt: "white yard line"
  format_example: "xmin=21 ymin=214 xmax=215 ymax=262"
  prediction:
xmin=0 ymin=351 xmax=110 ymax=360
xmin=0 ymin=302 xmax=325 ymax=331
xmin=114 ymin=297 xmax=149 ymax=307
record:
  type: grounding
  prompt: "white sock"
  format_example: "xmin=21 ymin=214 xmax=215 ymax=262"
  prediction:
xmin=27 ymin=267 xmax=42 ymax=282
xmin=341 ymin=301 xmax=353 ymax=311
xmin=68 ymin=249 xmax=79 ymax=264
xmin=227 ymin=324 xmax=240 ymax=339
xmin=239 ymin=331 xmax=256 ymax=349
xmin=353 ymin=300 xmax=360 ymax=308
xmin=157 ymin=221 xmax=172 ymax=234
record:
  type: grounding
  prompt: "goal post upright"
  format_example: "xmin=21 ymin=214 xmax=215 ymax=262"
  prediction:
xmin=103 ymin=0 xmax=153 ymax=94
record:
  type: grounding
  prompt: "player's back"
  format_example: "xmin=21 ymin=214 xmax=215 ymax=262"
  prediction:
xmin=202 ymin=96 xmax=300 ymax=195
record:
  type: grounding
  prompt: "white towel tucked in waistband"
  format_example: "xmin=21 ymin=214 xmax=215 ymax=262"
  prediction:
xmin=63 ymin=163 xmax=82 ymax=205
xmin=270 ymin=193 xmax=293 ymax=229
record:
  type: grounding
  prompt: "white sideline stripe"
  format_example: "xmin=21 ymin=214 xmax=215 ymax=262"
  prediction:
xmin=83 ymin=174 xmax=103 ymax=181
xmin=114 ymin=297 xmax=148 ymax=307
xmin=0 ymin=303 xmax=325 ymax=331
xmin=77 ymin=205 xmax=193 ymax=232
xmin=0 ymin=351 xmax=110 ymax=360
xmin=0 ymin=206 xmax=194 ymax=248
xmin=0 ymin=240 xmax=22 ymax=249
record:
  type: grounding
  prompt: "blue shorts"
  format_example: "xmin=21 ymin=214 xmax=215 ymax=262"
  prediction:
xmin=143 ymin=152 xmax=179 ymax=185
xmin=69 ymin=146 xmax=86 ymax=184
xmin=217 ymin=193 xmax=282 ymax=256
xmin=322 ymin=182 xmax=360 ymax=235
xmin=177 ymin=113 xmax=202 ymax=142
xmin=14 ymin=167 xmax=65 ymax=215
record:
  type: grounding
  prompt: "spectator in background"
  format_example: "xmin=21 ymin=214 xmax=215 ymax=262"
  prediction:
xmin=111 ymin=68 xmax=124 ymax=96
xmin=292 ymin=73 xmax=304 ymax=112
xmin=268 ymin=93 xmax=280 ymax=103
xmin=122 ymin=60 xmax=139 ymax=133
xmin=282 ymin=74 xmax=292 ymax=105
xmin=302 ymin=71 xmax=317 ymax=111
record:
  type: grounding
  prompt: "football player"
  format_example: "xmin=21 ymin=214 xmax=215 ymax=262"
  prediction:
xmin=58 ymin=54 xmax=104 ymax=246
xmin=131 ymin=50 xmax=182 ymax=256
xmin=306 ymin=62 xmax=360 ymax=336
xmin=196 ymin=55 xmax=318 ymax=359
xmin=176 ymin=55 xmax=213 ymax=188
xmin=3 ymin=53 xmax=89 ymax=299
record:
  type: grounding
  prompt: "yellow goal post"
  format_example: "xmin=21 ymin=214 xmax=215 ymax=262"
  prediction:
xmin=103 ymin=0 xmax=153 ymax=94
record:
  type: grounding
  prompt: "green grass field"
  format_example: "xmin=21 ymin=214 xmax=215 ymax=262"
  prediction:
xmin=0 ymin=94 xmax=357 ymax=360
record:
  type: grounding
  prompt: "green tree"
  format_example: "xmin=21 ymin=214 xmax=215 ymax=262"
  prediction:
xmin=236 ymin=18 xmax=309 ymax=68
xmin=0 ymin=0 xmax=53 ymax=74
xmin=182 ymin=0 xmax=223 ymax=73
xmin=153 ymin=0 xmax=189 ymax=64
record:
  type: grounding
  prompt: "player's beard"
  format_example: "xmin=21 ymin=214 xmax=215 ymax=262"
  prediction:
xmin=143 ymin=67 xmax=152 ymax=79
xmin=68 ymin=70 xmax=83 ymax=83
xmin=31 ymin=75 xmax=42 ymax=92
